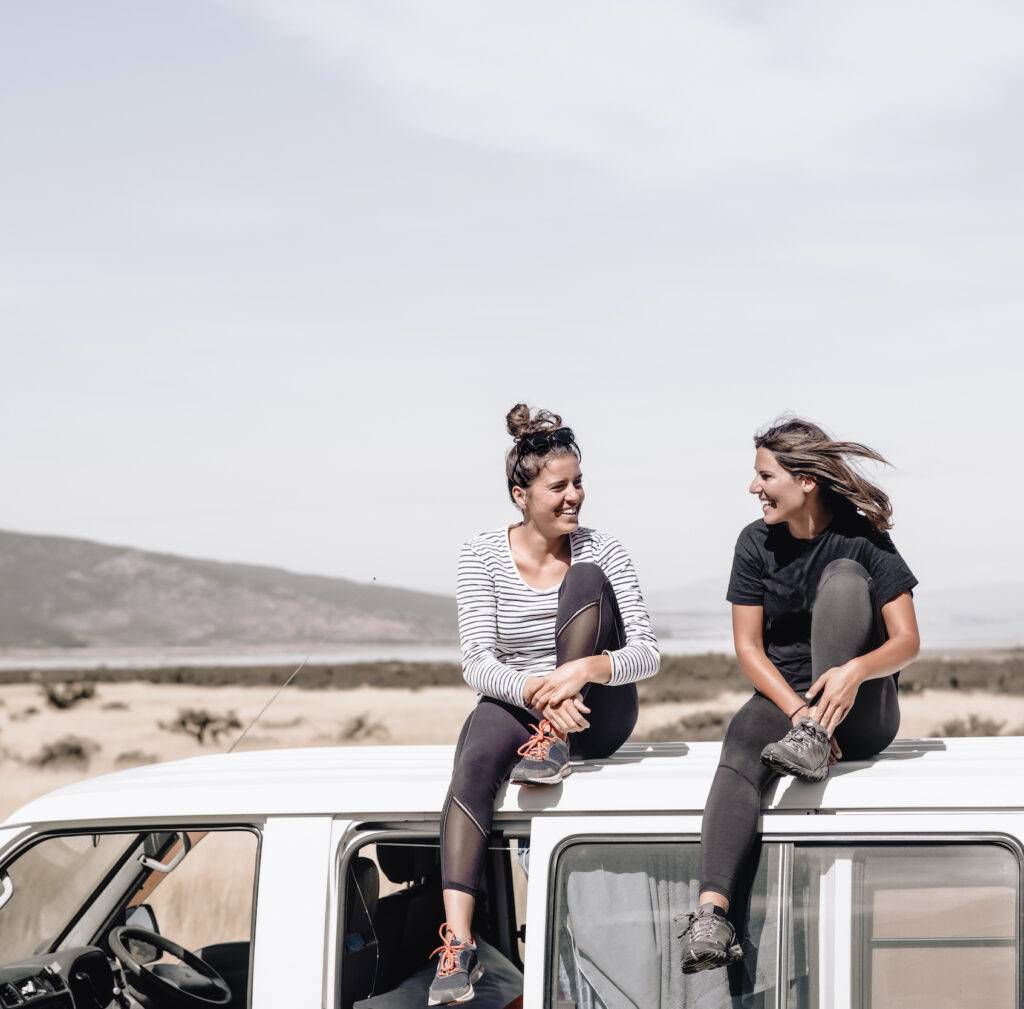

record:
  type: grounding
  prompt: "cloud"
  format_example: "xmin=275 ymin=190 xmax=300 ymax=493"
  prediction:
xmin=225 ymin=1 xmax=1023 ymax=183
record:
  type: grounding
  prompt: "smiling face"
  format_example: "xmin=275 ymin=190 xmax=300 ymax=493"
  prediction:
xmin=512 ymin=453 xmax=584 ymax=536
xmin=749 ymin=446 xmax=816 ymax=525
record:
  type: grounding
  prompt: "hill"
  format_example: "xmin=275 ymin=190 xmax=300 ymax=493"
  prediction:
xmin=0 ymin=530 xmax=456 ymax=648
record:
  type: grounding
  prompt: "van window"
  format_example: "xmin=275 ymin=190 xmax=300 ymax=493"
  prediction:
xmin=550 ymin=840 xmax=781 ymax=1008
xmin=791 ymin=843 xmax=1019 ymax=1009
xmin=0 ymin=827 xmax=259 ymax=1008
xmin=549 ymin=838 xmax=1020 ymax=1009
xmin=132 ymin=829 xmax=259 ymax=950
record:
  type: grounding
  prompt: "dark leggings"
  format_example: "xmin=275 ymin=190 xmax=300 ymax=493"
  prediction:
xmin=442 ymin=562 xmax=639 ymax=896
xmin=699 ymin=559 xmax=901 ymax=900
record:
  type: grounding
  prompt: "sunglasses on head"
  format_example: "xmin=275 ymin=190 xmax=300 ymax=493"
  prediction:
xmin=517 ymin=427 xmax=577 ymax=454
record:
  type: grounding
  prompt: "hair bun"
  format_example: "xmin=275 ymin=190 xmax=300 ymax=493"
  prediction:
xmin=505 ymin=403 xmax=564 ymax=440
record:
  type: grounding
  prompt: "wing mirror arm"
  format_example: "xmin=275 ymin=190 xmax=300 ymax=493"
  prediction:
xmin=138 ymin=832 xmax=191 ymax=873
xmin=0 ymin=873 xmax=13 ymax=911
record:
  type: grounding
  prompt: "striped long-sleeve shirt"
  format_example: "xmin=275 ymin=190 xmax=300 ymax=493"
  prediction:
xmin=456 ymin=525 xmax=660 ymax=707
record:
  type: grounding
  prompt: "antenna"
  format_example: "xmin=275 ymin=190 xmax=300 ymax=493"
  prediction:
xmin=227 ymin=576 xmax=377 ymax=753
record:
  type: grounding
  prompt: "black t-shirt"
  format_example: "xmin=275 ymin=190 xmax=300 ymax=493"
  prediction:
xmin=726 ymin=513 xmax=918 ymax=691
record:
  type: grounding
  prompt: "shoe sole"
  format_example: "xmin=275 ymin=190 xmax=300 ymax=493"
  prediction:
xmin=510 ymin=762 xmax=571 ymax=786
xmin=681 ymin=944 xmax=743 ymax=975
xmin=760 ymin=748 xmax=829 ymax=783
xmin=427 ymin=965 xmax=484 ymax=1005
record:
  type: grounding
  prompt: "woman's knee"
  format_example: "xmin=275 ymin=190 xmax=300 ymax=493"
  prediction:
xmin=449 ymin=771 xmax=503 ymax=811
xmin=720 ymin=714 xmax=776 ymax=787
xmin=817 ymin=558 xmax=874 ymax=601
xmin=719 ymin=695 xmax=789 ymax=779
xmin=560 ymin=561 xmax=608 ymax=597
xmin=450 ymin=745 xmax=513 ymax=799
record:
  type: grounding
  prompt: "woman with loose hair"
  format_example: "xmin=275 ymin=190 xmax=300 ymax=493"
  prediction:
xmin=428 ymin=403 xmax=660 ymax=1005
xmin=679 ymin=417 xmax=920 ymax=975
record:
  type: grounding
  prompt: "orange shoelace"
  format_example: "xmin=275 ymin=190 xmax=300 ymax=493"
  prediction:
xmin=430 ymin=923 xmax=467 ymax=978
xmin=516 ymin=719 xmax=559 ymax=760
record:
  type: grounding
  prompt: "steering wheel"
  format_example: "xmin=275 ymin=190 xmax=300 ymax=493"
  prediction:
xmin=109 ymin=926 xmax=232 ymax=1008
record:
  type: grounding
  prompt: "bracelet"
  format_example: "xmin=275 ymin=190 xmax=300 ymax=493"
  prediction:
xmin=787 ymin=702 xmax=809 ymax=720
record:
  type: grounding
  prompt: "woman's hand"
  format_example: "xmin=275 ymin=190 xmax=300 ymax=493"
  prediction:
xmin=804 ymin=663 xmax=864 ymax=735
xmin=522 ymin=676 xmax=547 ymax=708
xmin=529 ymin=659 xmax=597 ymax=709
xmin=541 ymin=695 xmax=592 ymax=734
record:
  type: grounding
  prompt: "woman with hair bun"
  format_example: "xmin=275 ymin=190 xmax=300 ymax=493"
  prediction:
xmin=679 ymin=417 xmax=921 ymax=976
xmin=427 ymin=403 xmax=660 ymax=1006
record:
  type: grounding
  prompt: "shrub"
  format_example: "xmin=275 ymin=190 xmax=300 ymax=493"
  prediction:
xmin=29 ymin=735 xmax=101 ymax=768
xmin=935 ymin=714 xmax=1006 ymax=737
xmin=159 ymin=708 xmax=243 ymax=745
xmin=102 ymin=701 xmax=130 ymax=711
xmin=115 ymin=750 xmax=159 ymax=767
xmin=42 ymin=682 xmax=96 ymax=710
xmin=338 ymin=715 xmax=388 ymax=742
xmin=10 ymin=706 xmax=39 ymax=722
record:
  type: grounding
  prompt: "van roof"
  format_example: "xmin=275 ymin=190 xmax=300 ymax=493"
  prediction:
xmin=5 ymin=737 xmax=1022 ymax=828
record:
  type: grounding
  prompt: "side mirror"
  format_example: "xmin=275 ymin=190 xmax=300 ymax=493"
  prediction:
xmin=124 ymin=905 xmax=160 ymax=963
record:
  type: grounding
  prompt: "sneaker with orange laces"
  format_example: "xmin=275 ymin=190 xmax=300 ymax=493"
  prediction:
xmin=509 ymin=719 xmax=571 ymax=786
xmin=427 ymin=923 xmax=483 ymax=1005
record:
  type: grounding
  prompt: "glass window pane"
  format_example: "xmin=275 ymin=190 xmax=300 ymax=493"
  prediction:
xmin=550 ymin=840 xmax=779 ymax=1009
xmin=0 ymin=832 xmax=138 ymax=959
xmin=134 ymin=830 xmax=258 ymax=949
xmin=791 ymin=843 xmax=1019 ymax=1009
xmin=870 ymin=947 xmax=1015 ymax=1007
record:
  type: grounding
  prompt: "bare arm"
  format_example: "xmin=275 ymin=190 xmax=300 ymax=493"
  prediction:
xmin=732 ymin=604 xmax=810 ymax=724
xmin=807 ymin=592 xmax=921 ymax=732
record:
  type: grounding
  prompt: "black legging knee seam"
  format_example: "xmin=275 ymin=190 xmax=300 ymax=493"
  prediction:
xmin=556 ymin=600 xmax=600 ymax=639
xmin=450 ymin=794 xmax=487 ymax=838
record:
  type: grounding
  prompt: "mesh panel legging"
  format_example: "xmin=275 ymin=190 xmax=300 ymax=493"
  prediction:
xmin=442 ymin=561 xmax=639 ymax=897
xmin=699 ymin=559 xmax=901 ymax=900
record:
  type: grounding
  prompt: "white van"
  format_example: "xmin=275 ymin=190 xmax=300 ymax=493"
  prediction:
xmin=0 ymin=736 xmax=1019 ymax=1009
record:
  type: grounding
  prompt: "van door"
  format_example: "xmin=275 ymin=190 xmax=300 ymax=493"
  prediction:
xmin=523 ymin=812 xmax=1024 ymax=1009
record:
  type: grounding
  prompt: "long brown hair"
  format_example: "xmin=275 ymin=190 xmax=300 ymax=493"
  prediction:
xmin=504 ymin=403 xmax=580 ymax=505
xmin=754 ymin=417 xmax=894 ymax=532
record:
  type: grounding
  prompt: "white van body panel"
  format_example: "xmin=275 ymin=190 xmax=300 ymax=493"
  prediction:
xmin=5 ymin=738 xmax=1023 ymax=830
xmin=0 ymin=826 xmax=32 ymax=863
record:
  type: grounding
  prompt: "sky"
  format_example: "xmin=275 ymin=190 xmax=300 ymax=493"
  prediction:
xmin=2 ymin=1 xmax=1023 ymax=598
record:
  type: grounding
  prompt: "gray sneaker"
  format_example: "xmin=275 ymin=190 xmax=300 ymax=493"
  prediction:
xmin=510 ymin=719 xmax=570 ymax=785
xmin=760 ymin=716 xmax=831 ymax=782
xmin=427 ymin=925 xmax=483 ymax=1005
xmin=677 ymin=903 xmax=743 ymax=974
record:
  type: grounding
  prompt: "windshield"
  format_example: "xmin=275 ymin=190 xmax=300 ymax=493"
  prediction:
xmin=0 ymin=832 xmax=139 ymax=959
